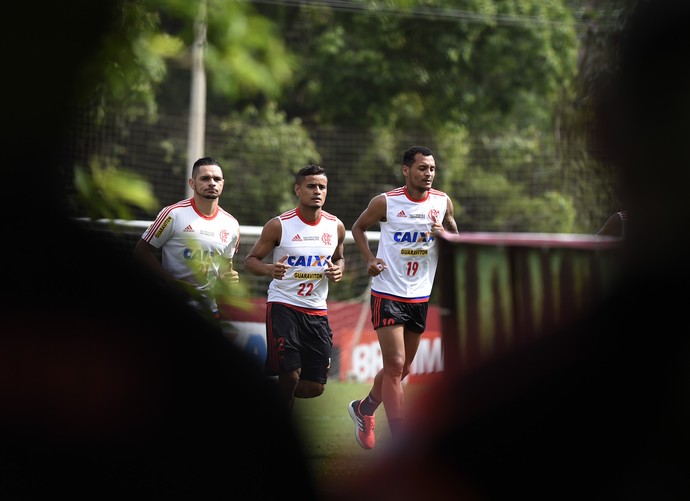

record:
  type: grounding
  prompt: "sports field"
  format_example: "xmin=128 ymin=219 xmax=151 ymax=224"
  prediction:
xmin=292 ymin=380 xmax=428 ymax=497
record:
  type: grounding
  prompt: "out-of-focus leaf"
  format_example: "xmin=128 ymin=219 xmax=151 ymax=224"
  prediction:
xmin=73 ymin=159 xmax=159 ymax=221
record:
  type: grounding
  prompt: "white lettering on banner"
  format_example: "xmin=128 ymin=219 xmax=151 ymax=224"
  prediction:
xmin=350 ymin=342 xmax=382 ymax=383
xmin=348 ymin=338 xmax=443 ymax=383
xmin=411 ymin=337 xmax=444 ymax=374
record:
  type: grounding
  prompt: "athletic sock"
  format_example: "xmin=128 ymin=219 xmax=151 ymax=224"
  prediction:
xmin=359 ymin=392 xmax=381 ymax=416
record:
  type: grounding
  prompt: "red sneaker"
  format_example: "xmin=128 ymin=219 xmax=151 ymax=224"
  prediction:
xmin=348 ymin=400 xmax=375 ymax=449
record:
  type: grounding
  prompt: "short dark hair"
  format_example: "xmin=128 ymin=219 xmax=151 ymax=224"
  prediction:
xmin=192 ymin=156 xmax=222 ymax=177
xmin=295 ymin=164 xmax=326 ymax=184
xmin=403 ymin=146 xmax=433 ymax=166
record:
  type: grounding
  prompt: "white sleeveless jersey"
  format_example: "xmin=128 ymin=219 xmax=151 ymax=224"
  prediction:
xmin=267 ymin=208 xmax=341 ymax=312
xmin=141 ymin=198 xmax=240 ymax=296
xmin=371 ymin=186 xmax=449 ymax=303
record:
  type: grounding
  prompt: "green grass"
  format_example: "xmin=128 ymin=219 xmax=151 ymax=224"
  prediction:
xmin=292 ymin=381 xmax=385 ymax=493
xmin=292 ymin=380 xmax=427 ymax=496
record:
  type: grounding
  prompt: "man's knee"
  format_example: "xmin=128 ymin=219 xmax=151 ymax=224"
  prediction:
xmin=383 ymin=359 xmax=405 ymax=379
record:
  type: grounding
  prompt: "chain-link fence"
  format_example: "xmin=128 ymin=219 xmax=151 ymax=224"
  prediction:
xmin=67 ymin=106 xmax=614 ymax=302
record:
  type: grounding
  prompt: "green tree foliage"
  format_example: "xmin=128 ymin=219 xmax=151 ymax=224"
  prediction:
xmin=72 ymin=0 xmax=295 ymax=220
xmin=73 ymin=160 xmax=159 ymax=221
xmin=77 ymin=0 xmax=635 ymax=235
xmin=261 ymin=0 xmax=577 ymax=129
xmin=87 ymin=0 xmax=293 ymax=120
xmin=215 ymin=102 xmax=321 ymax=226
xmin=559 ymin=0 xmax=633 ymax=231
xmin=247 ymin=0 xmax=583 ymax=232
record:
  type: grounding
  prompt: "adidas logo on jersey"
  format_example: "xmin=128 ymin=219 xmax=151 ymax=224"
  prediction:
xmin=183 ymin=225 xmax=194 ymax=232
xmin=292 ymin=234 xmax=302 ymax=241
xmin=396 ymin=210 xmax=407 ymax=217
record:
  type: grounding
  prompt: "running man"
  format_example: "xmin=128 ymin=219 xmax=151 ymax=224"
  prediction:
xmin=244 ymin=164 xmax=346 ymax=412
xmin=348 ymin=145 xmax=458 ymax=449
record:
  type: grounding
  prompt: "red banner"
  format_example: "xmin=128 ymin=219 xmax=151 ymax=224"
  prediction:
xmin=219 ymin=299 xmax=442 ymax=384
